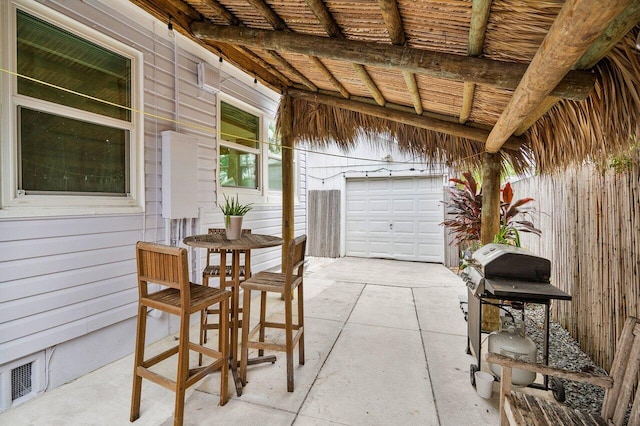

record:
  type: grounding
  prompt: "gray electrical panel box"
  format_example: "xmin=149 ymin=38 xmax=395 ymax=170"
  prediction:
xmin=161 ymin=131 xmax=199 ymax=219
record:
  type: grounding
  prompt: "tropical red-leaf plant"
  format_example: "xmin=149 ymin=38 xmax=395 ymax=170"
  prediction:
xmin=441 ymin=174 xmax=540 ymax=246
xmin=441 ymin=172 xmax=482 ymax=245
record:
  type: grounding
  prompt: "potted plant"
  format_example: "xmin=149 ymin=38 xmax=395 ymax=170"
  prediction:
xmin=219 ymin=193 xmax=253 ymax=239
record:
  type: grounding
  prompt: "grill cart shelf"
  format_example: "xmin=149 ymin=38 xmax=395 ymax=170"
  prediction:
xmin=461 ymin=244 xmax=572 ymax=401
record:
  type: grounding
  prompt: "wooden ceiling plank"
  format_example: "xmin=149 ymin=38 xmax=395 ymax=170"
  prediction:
xmin=304 ymin=0 xmax=342 ymax=38
xmin=377 ymin=0 xmax=422 ymax=114
xmin=190 ymin=22 xmax=597 ymax=100
xmin=485 ymin=0 xmax=634 ymax=153
xmin=461 ymin=0 xmax=492 ymax=124
xmin=308 ymin=56 xmax=350 ymax=98
xmin=289 ymin=88 xmax=523 ymax=150
xmin=129 ymin=0 xmax=284 ymax=91
xmin=351 ymin=64 xmax=386 ymax=106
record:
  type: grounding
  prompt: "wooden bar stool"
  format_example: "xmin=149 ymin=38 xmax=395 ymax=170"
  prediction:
xmin=240 ymin=235 xmax=307 ymax=392
xmin=130 ymin=242 xmax=231 ymax=426
xmin=200 ymin=228 xmax=251 ymax=357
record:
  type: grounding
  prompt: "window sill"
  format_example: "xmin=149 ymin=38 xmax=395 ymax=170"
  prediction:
xmin=0 ymin=205 xmax=144 ymax=219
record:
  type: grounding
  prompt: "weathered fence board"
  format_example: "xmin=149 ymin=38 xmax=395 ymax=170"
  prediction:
xmin=308 ymin=190 xmax=341 ymax=258
xmin=513 ymin=164 xmax=640 ymax=371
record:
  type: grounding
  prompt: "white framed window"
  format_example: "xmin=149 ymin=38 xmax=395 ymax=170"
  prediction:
xmin=217 ymin=94 xmax=295 ymax=205
xmin=0 ymin=1 xmax=144 ymax=217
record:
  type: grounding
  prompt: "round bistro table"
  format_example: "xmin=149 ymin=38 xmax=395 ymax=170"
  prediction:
xmin=183 ymin=232 xmax=283 ymax=396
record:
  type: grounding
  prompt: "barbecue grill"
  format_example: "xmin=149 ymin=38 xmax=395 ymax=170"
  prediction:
xmin=461 ymin=244 xmax=571 ymax=401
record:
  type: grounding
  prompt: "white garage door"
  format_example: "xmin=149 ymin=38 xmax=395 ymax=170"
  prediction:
xmin=346 ymin=177 xmax=444 ymax=262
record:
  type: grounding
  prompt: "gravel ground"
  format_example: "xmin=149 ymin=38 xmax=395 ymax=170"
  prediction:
xmin=507 ymin=304 xmax=608 ymax=413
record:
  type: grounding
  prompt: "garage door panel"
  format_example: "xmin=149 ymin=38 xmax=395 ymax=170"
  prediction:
xmin=369 ymin=199 xmax=391 ymax=212
xmin=367 ymin=221 xmax=390 ymax=232
xmin=370 ymin=248 xmax=393 ymax=258
xmin=347 ymin=220 xmax=369 ymax=232
xmin=393 ymin=241 xmax=418 ymax=255
xmin=347 ymin=241 xmax=368 ymax=257
xmin=346 ymin=177 xmax=444 ymax=262
xmin=391 ymin=178 xmax=416 ymax=190
xmin=392 ymin=221 xmax=416 ymax=234
xmin=419 ymin=219 xmax=441 ymax=229
xmin=367 ymin=179 xmax=391 ymax=191
xmin=347 ymin=199 xmax=367 ymax=212
xmin=393 ymin=199 xmax=417 ymax=212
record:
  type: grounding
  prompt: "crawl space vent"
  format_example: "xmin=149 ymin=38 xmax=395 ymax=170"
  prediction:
xmin=12 ymin=362 xmax=32 ymax=401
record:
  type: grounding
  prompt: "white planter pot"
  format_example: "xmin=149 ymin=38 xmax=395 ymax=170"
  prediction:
xmin=225 ymin=215 xmax=243 ymax=240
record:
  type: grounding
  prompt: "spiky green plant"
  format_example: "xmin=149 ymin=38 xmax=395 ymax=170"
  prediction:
xmin=220 ymin=194 xmax=252 ymax=226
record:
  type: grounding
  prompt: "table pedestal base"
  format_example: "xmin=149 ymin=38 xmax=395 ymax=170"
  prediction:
xmin=234 ymin=355 xmax=277 ymax=387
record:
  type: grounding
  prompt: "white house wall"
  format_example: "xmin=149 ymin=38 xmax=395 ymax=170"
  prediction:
xmin=0 ymin=0 xmax=304 ymax=395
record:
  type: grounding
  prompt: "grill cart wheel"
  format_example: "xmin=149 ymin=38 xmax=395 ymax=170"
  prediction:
xmin=551 ymin=378 xmax=566 ymax=402
xmin=470 ymin=364 xmax=479 ymax=386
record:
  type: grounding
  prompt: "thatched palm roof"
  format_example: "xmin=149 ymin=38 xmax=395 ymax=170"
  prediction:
xmin=132 ymin=0 xmax=640 ymax=174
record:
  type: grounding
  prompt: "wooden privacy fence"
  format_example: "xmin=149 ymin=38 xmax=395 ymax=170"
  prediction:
xmin=512 ymin=164 xmax=640 ymax=371
xmin=307 ymin=190 xmax=341 ymax=258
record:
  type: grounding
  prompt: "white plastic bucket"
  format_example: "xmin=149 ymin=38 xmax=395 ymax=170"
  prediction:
xmin=475 ymin=371 xmax=494 ymax=399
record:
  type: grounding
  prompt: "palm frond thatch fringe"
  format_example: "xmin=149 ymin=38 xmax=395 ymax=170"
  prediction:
xmin=276 ymin=97 xmax=534 ymax=175
xmin=528 ymin=28 xmax=640 ymax=174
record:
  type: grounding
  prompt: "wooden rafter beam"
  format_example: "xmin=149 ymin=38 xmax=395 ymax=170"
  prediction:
xmin=377 ymin=0 xmax=422 ymax=114
xmin=485 ymin=0 xmax=635 ymax=153
xmin=246 ymin=0 xmax=287 ymax=31
xmin=191 ymin=22 xmax=597 ymax=100
xmin=402 ymin=72 xmax=422 ymax=115
xmin=303 ymin=0 xmax=386 ymax=105
xmin=289 ymin=88 xmax=523 ymax=150
xmin=309 ymin=56 xmax=350 ymax=98
xmin=460 ymin=0 xmax=492 ymax=124
xmin=293 ymin=85 xmax=461 ymax=123
xmin=515 ymin=2 xmax=640 ymax=135
xmin=305 ymin=0 xmax=342 ymax=37
xmin=129 ymin=0 xmax=284 ymax=91
xmin=246 ymin=0 xmax=352 ymax=98
xmin=575 ymin=2 xmax=640 ymax=70
xmin=266 ymin=50 xmax=317 ymax=91
xmin=459 ymin=82 xmax=476 ymax=124
xmin=201 ymin=0 xmax=240 ymax=26
xmin=378 ymin=0 xmax=406 ymax=45
xmin=468 ymin=0 xmax=492 ymax=56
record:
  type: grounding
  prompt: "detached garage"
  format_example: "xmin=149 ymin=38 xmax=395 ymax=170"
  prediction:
xmin=345 ymin=176 xmax=445 ymax=263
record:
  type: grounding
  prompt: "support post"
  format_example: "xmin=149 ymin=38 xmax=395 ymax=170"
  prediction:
xmin=480 ymin=152 xmax=501 ymax=331
xmin=281 ymin=94 xmax=294 ymax=270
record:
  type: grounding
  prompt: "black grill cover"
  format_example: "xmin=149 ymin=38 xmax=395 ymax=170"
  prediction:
xmin=471 ymin=243 xmax=551 ymax=282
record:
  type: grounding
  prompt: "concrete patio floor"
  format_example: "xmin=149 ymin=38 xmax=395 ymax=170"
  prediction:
xmin=0 ymin=257 xmax=500 ymax=425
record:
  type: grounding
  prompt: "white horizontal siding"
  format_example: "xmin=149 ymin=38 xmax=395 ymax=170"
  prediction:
xmin=0 ymin=0 xmax=304 ymax=387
